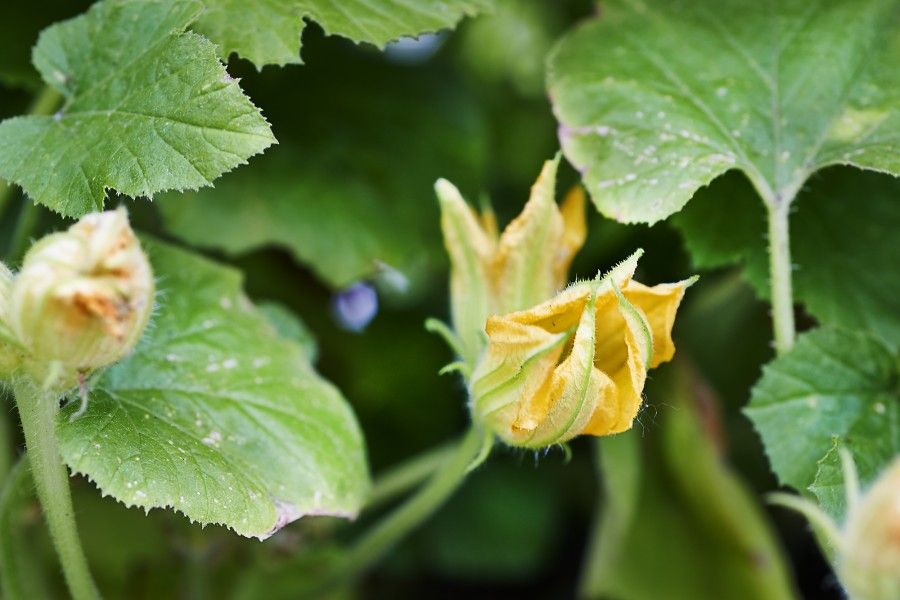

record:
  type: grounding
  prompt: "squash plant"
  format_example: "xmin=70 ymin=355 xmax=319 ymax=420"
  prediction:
xmin=0 ymin=1 xmax=897 ymax=599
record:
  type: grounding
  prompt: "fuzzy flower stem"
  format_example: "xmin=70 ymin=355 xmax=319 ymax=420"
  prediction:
xmin=308 ymin=426 xmax=485 ymax=596
xmin=12 ymin=378 xmax=99 ymax=600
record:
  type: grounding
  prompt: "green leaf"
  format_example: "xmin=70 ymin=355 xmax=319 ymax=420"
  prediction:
xmin=548 ymin=0 xmax=900 ymax=223
xmin=811 ymin=437 xmax=899 ymax=523
xmin=197 ymin=0 xmax=495 ymax=68
xmin=673 ymin=169 xmax=900 ymax=350
xmin=746 ymin=327 xmax=898 ymax=509
xmin=0 ymin=0 xmax=275 ymax=218
xmin=157 ymin=51 xmax=486 ymax=291
xmin=582 ymin=366 xmax=796 ymax=600
xmin=57 ymin=238 xmax=370 ymax=538
xmin=257 ymin=301 xmax=318 ymax=362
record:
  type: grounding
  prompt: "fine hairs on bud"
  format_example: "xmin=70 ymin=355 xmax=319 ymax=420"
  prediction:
xmin=8 ymin=207 xmax=154 ymax=388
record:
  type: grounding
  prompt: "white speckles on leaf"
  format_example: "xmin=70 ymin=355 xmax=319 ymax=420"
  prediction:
xmin=548 ymin=0 xmax=900 ymax=224
xmin=202 ymin=431 xmax=223 ymax=446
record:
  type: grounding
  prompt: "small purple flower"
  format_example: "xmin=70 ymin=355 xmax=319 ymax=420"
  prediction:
xmin=384 ymin=33 xmax=445 ymax=65
xmin=332 ymin=283 xmax=378 ymax=333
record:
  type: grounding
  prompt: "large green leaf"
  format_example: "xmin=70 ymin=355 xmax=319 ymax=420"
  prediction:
xmin=672 ymin=169 xmax=900 ymax=350
xmin=746 ymin=328 xmax=898 ymax=515
xmin=157 ymin=49 xmax=486 ymax=291
xmin=197 ymin=0 xmax=495 ymax=68
xmin=257 ymin=301 xmax=318 ymax=362
xmin=0 ymin=0 xmax=275 ymax=218
xmin=57 ymin=239 xmax=370 ymax=538
xmin=547 ymin=0 xmax=900 ymax=223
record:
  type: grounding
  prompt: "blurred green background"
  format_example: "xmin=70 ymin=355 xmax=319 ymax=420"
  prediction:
xmin=0 ymin=1 xmax=844 ymax=598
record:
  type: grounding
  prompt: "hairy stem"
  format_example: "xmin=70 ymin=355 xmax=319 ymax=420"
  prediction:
xmin=13 ymin=379 xmax=99 ymax=600
xmin=766 ymin=200 xmax=795 ymax=355
xmin=311 ymin=426 xmax=485 ymax=596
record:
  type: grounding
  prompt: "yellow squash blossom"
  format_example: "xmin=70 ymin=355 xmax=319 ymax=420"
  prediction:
xmin=435 ymin=155 xmax=694 ymax=447
xmin=469 ymin=251 xmax=694 ymax=447
xmin=435 ymin=154 xmax=586 ymax=367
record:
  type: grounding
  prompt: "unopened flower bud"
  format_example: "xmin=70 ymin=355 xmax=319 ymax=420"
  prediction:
xmin=470 ymin=250 xmax=694 ymax=448
xmin=840 ymin=457 xmax=900 ymax=600
xmin=10 ymin=208 xmax=153 ymax=382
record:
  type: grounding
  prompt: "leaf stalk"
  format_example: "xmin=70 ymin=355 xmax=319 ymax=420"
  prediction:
xmin=766 ymin=198 xmax=796 ymax=355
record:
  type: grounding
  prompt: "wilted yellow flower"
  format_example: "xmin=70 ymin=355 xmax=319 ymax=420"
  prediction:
xmin=470 ymin=251 xmax=694 ymax=447
xmin=436 ymin=154 xmax=586 ymax=367
xmin=841 ymin=456 xmax=900 ymax=600
xmin=9 ymin=207 xmax=154 ymax=386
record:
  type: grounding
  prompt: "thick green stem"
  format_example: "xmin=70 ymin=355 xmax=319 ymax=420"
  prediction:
xmin=6 ymin=202 xmax=41 ymax=262
xmin=766 ymin=200 xmax=796 ymax=355
xmin=12 ymin=379 xmax=99 ymax=600
xmin=366 ymin=441 xmax=455 ymax=512
xmin=310 ymin=427 xmax=484 ymax=596
xmin=0 ymin=182 xmax=10 ymax=221
xmin=28 ymin=86 xmax=64 ymax=116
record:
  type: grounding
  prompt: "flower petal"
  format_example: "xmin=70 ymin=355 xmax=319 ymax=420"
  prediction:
xmin=583 ymin=283 xmax=653 ymax=436
xmin=553 ymin=185 xmax=587 ymax=289
xmin=471 ymin=316 xmax=570 ymax=438
xmin=436 ymin=178 xmax=496 ymax=365
xmin=504 ymin=283 xmax=591 ymax=333
xmin=492 ymin=155 xmax=565 ymax=313
xmin=623 ymin=277 xmax=695 ymax=367
xmin=514 ymin=290 xmax=614 ymax=447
